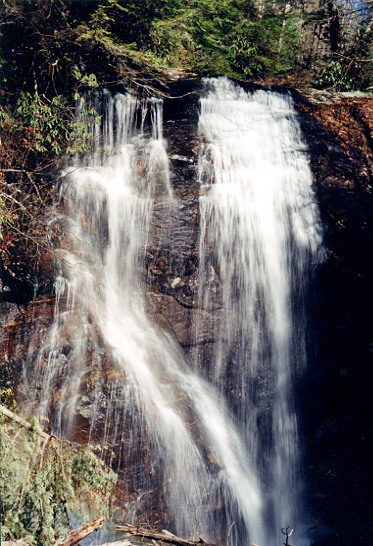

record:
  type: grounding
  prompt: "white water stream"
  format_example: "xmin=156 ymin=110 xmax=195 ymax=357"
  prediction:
xmin=196 ymin=78 xmax=323 ymax=543
xmin=25 ymin=79 xmax=323 ymax=546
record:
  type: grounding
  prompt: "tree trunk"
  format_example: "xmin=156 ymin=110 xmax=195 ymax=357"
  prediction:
xmin=328 ymin=0 xmax=341 ymax=52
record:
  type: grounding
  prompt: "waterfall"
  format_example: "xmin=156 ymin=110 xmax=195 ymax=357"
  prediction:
xmin=195 ymin=78 xmax=323 ymax=543
xmin=23 ymin=79 xmax=323 ymax=546
xmin=24 ymin=89 xmax=264 ymax=546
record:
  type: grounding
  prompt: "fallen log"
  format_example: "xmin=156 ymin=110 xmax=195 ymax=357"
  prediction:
xmin=99 ymin=542 xmax=132 ymax=546
xmin=0 ymin=403 xmax=50 ymax=440
xmin=1 ymin=538 xmax=31 ymax=546
xmin=53 ymin=516 xmax=105 ymax=546
xmin=115 ymin=524 xmax=218 ymax=546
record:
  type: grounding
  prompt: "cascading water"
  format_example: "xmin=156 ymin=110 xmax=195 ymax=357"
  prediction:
xmin=24 ymin=89 xmax=269 ymax=546
xmin=195 ymin=78 xmax=323 ymax=544
xmin=23 ymin=76 xmax=324 ymax=546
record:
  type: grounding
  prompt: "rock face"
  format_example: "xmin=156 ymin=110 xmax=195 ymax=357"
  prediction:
xmin=0 ymin=79 xmax=372 ymax=545
xmin=294 ymin=96 xmax=372 ymax=545
xmin=0 ymin=296 xmax=54 ymax=397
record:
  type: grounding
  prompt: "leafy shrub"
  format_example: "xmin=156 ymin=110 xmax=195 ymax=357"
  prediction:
xmin=314 ymin=59 xmax=355 ymax=91
xmin=229 ymin=35 xmax=262 ymax=78
xmin=0 ymin=388 xmax=18 ymax=412
xmin=0 ymin=92 xmax=98 ymax=156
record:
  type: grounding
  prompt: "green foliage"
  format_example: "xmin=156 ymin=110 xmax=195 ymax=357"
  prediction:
xmin=229 ymin=35 xmax=261 ymax=78
xmin=235 ymin=11 xmax=302 ymax=78
xmin=71 ymin=66 xmax=99 ymax=90
xmin=149 ymin=0 xmax=244 ymax=73
xmin=1 ymin=0 xmax=372 ymax=91
xmin=90 ymin=1 xmax=116 ymax=32
xmin=0 ymin=92 xmax=98 ymax=156
xmin=278 ymin=13 xmax=302 ymax=72
xmin=140 ymin=0 xmax=304 ymax=77
xmin=0 ymin=418 xmax=117 ymax=546
xmin=88 ymin=0 xmax=166 ymax=49
xmin=313 ymin=55 xmax=373 ymax=92
xmin=0 ymin=388 xmax=18 ymax=412
xmin=314 ymin=59 xmax=355 ymax=91
xmin=150 ymin=12 xmax=206 ymax=70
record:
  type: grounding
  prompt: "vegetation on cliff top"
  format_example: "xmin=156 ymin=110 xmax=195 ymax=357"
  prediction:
xmin=1 ymin=1 xmax=372 ymax=95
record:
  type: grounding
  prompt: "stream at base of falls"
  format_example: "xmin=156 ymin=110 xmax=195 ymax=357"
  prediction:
xmin=23 ymin=78 xmax=323 ymax=546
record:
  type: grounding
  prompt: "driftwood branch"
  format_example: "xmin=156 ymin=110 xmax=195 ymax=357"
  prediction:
xmin=116 ymin=524 xmax=219 ymax=546
xmin=1 ymin=538 xmax=31 ymax=546
xmin=0 ymin=403 xmax=50 ymax=439
xmin=53 ymin=516 xmax=105 ymax=546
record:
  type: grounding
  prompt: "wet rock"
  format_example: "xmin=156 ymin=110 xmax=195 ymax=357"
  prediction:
xmin=298 ymin=88 xmax=373 ymax=105
xmin=146 ymin=292 xmax=224 ymax=349
xmin=292 ymin=92 xmax=373 ymax=545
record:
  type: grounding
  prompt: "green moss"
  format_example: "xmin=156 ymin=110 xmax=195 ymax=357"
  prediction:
xmin=0 ymin=415 xmax=117 ymax=546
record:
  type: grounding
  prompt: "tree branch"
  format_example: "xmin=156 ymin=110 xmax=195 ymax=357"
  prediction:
xmin=53 ymin=516 xmax=105 ymax=546
xmin=0 ymin=403 xmax=50 ymax=439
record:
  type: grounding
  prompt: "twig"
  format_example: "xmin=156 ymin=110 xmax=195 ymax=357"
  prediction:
xmin=281 ymin=527 xmax=294 ymax=546
xmin=26 ymin=171 xmax=44 ymax=204
xmin=226 ymin=522 xmax=235 ymax=543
